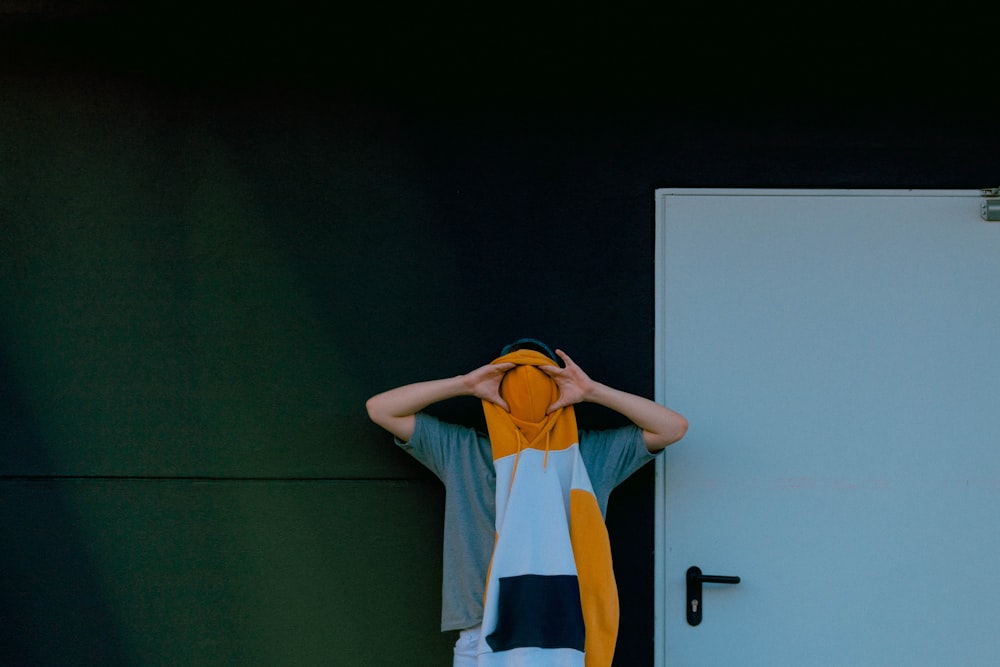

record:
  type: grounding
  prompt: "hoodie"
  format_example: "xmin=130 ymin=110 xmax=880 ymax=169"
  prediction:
xmin=477 ymin=349 xmax=618 ymax=667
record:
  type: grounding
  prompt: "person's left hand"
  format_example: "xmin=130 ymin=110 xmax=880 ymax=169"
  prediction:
xmin=540 ymin=349 xmax=596 ymax=414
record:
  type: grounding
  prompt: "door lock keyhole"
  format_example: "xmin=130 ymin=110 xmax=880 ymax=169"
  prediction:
xmin=686 ymin=566 xmax=740 ymax=626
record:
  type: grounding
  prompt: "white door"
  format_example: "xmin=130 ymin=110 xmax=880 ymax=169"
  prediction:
xmin=654 ymin=189 xmax=1000 ymax=666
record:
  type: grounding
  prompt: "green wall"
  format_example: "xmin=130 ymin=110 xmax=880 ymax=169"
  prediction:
xmin=1 ymin=77 xmax=461 ymax=665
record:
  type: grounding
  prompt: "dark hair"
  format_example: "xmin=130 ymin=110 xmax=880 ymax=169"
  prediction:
xmin=500 ymin=338 xmax=558 ymax=362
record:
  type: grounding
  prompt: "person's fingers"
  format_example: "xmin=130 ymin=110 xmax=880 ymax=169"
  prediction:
xmin=487 ymin=393 xmax=510 ymax=412
xmin=491 ymin=362 xmax=516 ymax=373
xmin=546 ymin=398 xmax=567 ymax=415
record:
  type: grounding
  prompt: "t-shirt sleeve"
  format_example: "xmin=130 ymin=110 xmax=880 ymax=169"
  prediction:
xmin=395 ymin=412 xmax=479 ymax=482
xmin=579 ymin=424 xmax=660 ymax=514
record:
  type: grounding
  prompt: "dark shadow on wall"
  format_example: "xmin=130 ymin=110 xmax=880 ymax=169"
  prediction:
xmin=0 ymin=349 xmax=129 ymax=666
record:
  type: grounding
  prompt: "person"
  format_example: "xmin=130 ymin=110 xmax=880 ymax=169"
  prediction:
xmin=365 ymin=339 xmax=687 ymax=666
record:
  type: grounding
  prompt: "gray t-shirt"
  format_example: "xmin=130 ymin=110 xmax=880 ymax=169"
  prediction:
xmin=397 ymin=412 xmax=659 ymax=632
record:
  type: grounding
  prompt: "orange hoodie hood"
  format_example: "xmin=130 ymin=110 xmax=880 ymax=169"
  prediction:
xmin=484 ymin=348 xmax=577 ymax=461
xmin=499 ymin=362 xmax=557 ymax=440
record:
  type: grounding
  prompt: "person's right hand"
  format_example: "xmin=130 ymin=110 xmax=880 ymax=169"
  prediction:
xmin=463 ymin=362 xmax=515 ymax=411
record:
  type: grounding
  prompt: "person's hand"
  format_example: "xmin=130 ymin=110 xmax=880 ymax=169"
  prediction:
xmin=540 ymin=349 xmax=596 ymax=414
xmin=463 ymin=362 xmax=516 ymax=411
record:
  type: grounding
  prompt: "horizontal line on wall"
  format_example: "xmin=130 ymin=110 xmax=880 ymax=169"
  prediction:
xmin=0 ymin=474 xmax=423 ymax=483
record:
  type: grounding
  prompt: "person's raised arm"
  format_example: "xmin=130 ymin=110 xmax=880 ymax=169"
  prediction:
xmin=365 ymin=361 xmax=516 ymax=442
xmin=541 ymin=349 xmax=688 ymax=453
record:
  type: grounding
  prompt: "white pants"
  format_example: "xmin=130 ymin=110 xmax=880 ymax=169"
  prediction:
xmin=453 ymin=624 xmax=481 ymax=667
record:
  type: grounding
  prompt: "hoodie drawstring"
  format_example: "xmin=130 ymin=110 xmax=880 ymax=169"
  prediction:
xmin=508 ymin=429 xmax=524 ymax=494
xmin=509 ymin=426 xmax=552 ymax=494
xmin=543 ymin=430 xmax=550 ymax=471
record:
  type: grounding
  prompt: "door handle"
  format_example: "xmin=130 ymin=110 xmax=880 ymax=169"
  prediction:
xmin=686 ymin=566 xmax=740 ymax=626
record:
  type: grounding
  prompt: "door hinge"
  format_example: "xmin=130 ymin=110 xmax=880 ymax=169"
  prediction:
xmin=982 ymin=187 xmax=1000 ymax=222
